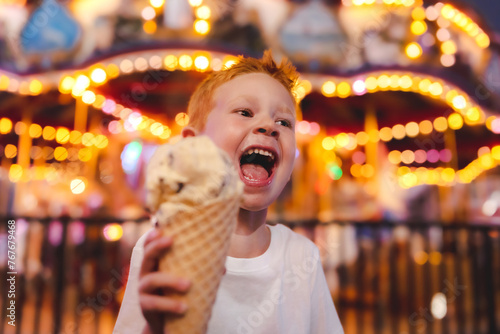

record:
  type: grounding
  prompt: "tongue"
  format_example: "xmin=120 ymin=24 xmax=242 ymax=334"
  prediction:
xmin=241 ymin=164 xmax=269 ymax=181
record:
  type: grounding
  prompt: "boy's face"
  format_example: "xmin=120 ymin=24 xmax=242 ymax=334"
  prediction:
xmin=198 ymin=73 xmax=296 ymax=211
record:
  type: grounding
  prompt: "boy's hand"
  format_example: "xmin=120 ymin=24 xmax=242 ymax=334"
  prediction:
xmin=139 ymin=229 xmax=191 ymax=334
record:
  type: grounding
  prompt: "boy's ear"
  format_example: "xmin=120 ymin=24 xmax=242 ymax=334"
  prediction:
xmin=181 ymin=126 xmax=198 ymax=138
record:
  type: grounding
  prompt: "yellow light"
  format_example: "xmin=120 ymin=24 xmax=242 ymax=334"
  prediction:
xmin=103 ymin=223 xmax=123 ymax=241
xmin=433 ymin=117 xmax=448 ymax=132
xmin=406 ymin=42 xmax=422 ymax=59
xmin=401 ymin=150 xmax=415 ymax=164
xmin=90 ymin=68 xmax=107 ymax=84
xmin=379 ymin=127 xmax=393 ymax=142
xmin=94 ymin=135 xmax=109 ymax=149
xmin=56 ymin=127 xmax=70 ymax=144
xmin=150 ymin=122 xmax=164 ymax=136
xmin=405 ymin=122 xmax=419 ymax=137
xmin=360 ymin=164 xmax=374 ymax=178
xmin=397 ymin=166 xmax=411 ymax=176
xmin=355 ymin=132 xmax=369 ymax=146
xmin=466 ymin=23 xmax=479 ymax=36
xmin=388 ymin=150 xmax=402 ymax=164
xmin=365 ymin=77 xmax=378 ymax=91
xmin=78 ymin=148 xmax=92 ymax=162
xmin=429 ymin=251 xmax=442 ymax=265
xmin=92 ymin=94 xmax=106 ymax=109
xmin=441 ymin=168 xmax=455 ymax=183
xmin=392 ymin=124 xmax=406 ymax=140
xmin=150 ymin=0 xmax=164 ymax=8
xmin=400 ymin=172 xmax=418 ymax=188
xmin=321 ymin=81 xmax=336 ymax=97
xmin=429 ymin=82 xmax=443 ymax=96
xmin=427 ymin=169 xmax=440 ymax=184
xmin=70 ymin=177 xmax=86 ymax=195
xmin=72 ymin=75 xmax=90 ymax=97
xmin=29 ymin=123 xmax=42 ymax=138
xmin=143 ymin=20 xmax=157 ymax=34
xmin=5 ymin=144 xmax=17 ymax=159
xmin=368 ymin=129 xmax=379 ymax=143
xmin=411 ymin=20 xmax=427 ymax=35
xmin=399 ymin=75 xmax=413 ymax=90
xmin=175 ymin=112 xmax=190 ymax=126
xmin=402 ymin=0 xmax=414 ymax=6
xmin=196 ymin=5 xmax=211 ymax=20
xmin=59 ymin=76 xmax=75 ymax=94
xmin=418 ymin=79 xmax=431 ymax=93
xmin=476 ymin=33 xmax=490 ymax=48
xmin=0 ymin=75 xmax=9 ymax=90
xmin=322 ymin=137 xmax=336 ymax=150
xmin=159 ymin=126 xmax=172 ymax=140
xmin=441 ymin=4 xmax=456 ymax=19
xmin=411 ymin=7 xmax=426 ymax=21
xmin=194 ymin=55 xmax=210 ymax=71
xmin=106 ymin=64 xmax=120 ymax=78
xmin=194 ymin=19 xmax=210 ymax=35
xmin=388 ymin=75 xmax=400 ymax=89
xmin=41 ymin=127 xmax=55 ymax=141
xmin=69 ymin=130 xmax=82 ymax=144
xmin=441 ymin=40 xmax=457 ymax=55
xmin=466 ymin=107 xmax=480 ymax=122
xmin=414 ymin=251 xmax=428 ymax=265
xmin=164 ymin=55 xmax=178 ymax=70
xmin=350 ymin=164 xmax=362 ymax=178
xmin=82 ymin=132 xmax=95 ymax=147
xmin=479 ymin=154 xmax=494 ymax=169
xmin=337 ymin=82 xmax=351 ymax=98
xmin=9 ymin=164 xmax=23 ymax=182
xmin=54 ymin=147 xmax=68 ymax=161
xmin=452 ymin=95 xmax=466 ymax=109
xmin=178 ymin=55 xmax=193 ymax=70
xmin=335 ymin=133 xmax=349 ymax=148
xmin=29 ymin=79 xmax=43 ymax=95
xmin=0 ymin=118 xmax=13 ymax=134
xmin=491 ymin=146 xmax=500 ymax=160
xmin=82 ymin=90 xmax=96 ymax=105
xmin=448 ymin=113 xmax=463 ymax=130
xmin=446 ymin=90 xmax=458 ymax=104
xmin=188 ymin=0 xmax=202 ymax=6
xmin=377 ymin=75 xmax=390 ymax=89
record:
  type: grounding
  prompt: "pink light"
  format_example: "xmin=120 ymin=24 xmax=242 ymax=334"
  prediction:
xmin=352 ymin=80 xmax=366 ymax=95
xmin=427 ymin=149 xmax=440 ymax=163
xmin=69 ymin=221 xmax=85 ymax=245
xmin=48 ymin=220 xmax=63 ymax=246
xmin=296 ymin=121 xmax=311 ymax=135
xmin=440 ymin=149 xmax=452 ymax=163
xmin=309 ymin=122 xmax=320 ymax=135
xmin=492 ymin=119 xmax=500 ymax=134
xmin=352 ymin=151 xmax=366 ymax=164
xmin=414 ymin=149 xmax=427 ymax=164
xmin=102 ymin=99 xmax=116 ymax=114
xmin=108 ymin=120 xmax=122 ymax=134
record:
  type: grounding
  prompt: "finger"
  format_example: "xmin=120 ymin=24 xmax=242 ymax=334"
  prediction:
xmin=141 ymin=236 xmax=173 ymax=275
xmin=140 ymin=294 xmax=188 ymax=315
xmin=139 ymin=272 xmax=191 ymax=294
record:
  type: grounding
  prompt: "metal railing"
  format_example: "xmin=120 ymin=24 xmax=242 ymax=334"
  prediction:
xmin=1 ymin=217 xmax=499 ymax=334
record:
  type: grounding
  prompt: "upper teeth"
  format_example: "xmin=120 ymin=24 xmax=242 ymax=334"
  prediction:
xmin=245 ymin=149 xmax=274 ymax=159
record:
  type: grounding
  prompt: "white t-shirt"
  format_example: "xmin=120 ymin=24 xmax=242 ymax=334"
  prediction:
xmin=114 ymin=224 xmax=344 ymax=334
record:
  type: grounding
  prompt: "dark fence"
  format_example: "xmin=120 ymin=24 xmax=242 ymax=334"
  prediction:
xmin=1 ymin=217 xmax=498 ymax=334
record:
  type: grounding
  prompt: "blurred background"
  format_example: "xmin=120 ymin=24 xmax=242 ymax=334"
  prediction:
xmin=0 ymin=0 xmax=499 ymax=333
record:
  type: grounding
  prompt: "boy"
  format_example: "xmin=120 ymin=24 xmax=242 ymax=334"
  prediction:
xmin=114 ymin=51 xmax=344 ymax=334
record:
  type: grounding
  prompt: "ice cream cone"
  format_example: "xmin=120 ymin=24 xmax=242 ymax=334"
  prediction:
xmin=157 ymin=195 xmax=240 ymax=334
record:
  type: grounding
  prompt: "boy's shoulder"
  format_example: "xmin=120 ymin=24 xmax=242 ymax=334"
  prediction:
xmin=269 ymin=223 xmax=320 ymax=258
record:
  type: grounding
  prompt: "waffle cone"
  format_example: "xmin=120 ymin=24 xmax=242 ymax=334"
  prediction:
xmin=157 ymin=195 xmax=241 ymax=334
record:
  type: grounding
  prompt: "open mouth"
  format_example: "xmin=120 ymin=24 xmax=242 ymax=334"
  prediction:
xmin=239 ymin=147 xmax=277 ymax=185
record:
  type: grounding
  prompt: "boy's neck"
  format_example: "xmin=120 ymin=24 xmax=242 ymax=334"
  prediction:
xmin=227 ymin=208 xmax=271 ymax=258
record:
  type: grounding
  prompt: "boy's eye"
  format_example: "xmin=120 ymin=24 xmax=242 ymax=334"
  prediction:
xmin=237 ymin=109 xmax=253 ymax=117
xmin=276 ymin=119 xmax=292 ymax=128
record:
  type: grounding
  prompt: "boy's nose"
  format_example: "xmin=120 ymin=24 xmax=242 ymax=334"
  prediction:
xmin=255 ymin=126 xmax=279 ymax=139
